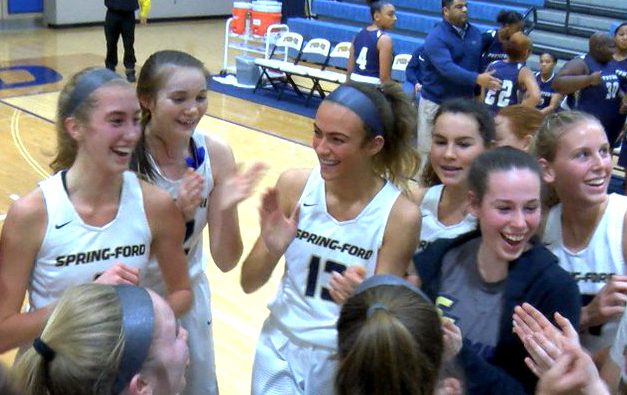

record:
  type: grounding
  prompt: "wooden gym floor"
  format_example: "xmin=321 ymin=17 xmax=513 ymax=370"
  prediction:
xmin=0 ymin=18 xmax=317 ymax=394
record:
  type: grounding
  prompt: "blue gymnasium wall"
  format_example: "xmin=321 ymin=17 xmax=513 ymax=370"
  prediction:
xmin=8 ymin=0 xmax=43 ymax=13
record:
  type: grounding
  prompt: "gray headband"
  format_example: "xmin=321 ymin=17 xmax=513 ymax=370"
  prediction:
xmin=325 ymin=85 xmax=385 ymax=136
xmin=111 ymin=285 xmax=155 ymax=395
xmin=63 ymin=68 xmax=124 ymax=118
xmin=355 ymin=274 xmax=432 ymax=305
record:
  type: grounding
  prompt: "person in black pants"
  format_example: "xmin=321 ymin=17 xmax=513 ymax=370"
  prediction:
xmin=104 ymin=0 xmax=150 ymax=82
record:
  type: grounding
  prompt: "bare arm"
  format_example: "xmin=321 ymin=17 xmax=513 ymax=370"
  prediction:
xmin=0 ymin=191 xmax=50 ymax=352
xmin=240 ymin=169 xmax=309 ymax=293
xmin=206 ymin=135 xmax=266 ymax=272
xmin=375 ymin=195 xmax=421 ymax=276
xmin=552 ymin=58 xmax=599 ymax=95
xmin=519 ymin=67 xmax=541 ymax=108
xmin=540 ymin=93 xmax=564 ymax=115
xmin=377 ymin=34 xmax=393 ymax=83
xmin=143 ymin=182 xmax=192 ymax=317
xmin=346 ymin=40 xmax=355 ymax=77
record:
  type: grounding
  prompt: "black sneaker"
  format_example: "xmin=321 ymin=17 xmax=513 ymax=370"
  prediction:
xmin=125 ymin=69 xmax=136 ymax=83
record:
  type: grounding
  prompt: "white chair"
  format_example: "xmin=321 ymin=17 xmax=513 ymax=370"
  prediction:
xmin=391 ymin=53 xmax=412 ymax=83
xmin=306 ymin=41 xmax=352 ymax=87
xmin=278 ymin=38 xmax=331 ymax=103
xmin=254 ymin=32 xmax=304 ymax=96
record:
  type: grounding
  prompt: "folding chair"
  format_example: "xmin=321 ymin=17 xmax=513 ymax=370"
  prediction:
xmin=391 ymin=53 xmax=412 ymax=83
xmin=254 ymin=32 xmax=304 ymax=97
xmin=305 ymin=41 xmax=352 ymax=97
xmin=278 ymin=38 xmax=331 ymax=103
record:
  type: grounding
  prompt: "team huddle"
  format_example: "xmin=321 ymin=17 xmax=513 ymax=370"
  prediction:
xmin=0 ymin=0 xmax=627 ymax=394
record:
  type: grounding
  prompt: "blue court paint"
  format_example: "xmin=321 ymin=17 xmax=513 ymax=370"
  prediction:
xmin=8 ymin=0 xmax=43 ymax=13
xmin=0 ymin=65 xmax=62 ymax=90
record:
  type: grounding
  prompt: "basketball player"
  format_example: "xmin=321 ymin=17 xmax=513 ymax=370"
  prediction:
xmin=131 ymin=50 xmax=265 ymax=395
xmin=346 ymin=0 xmax=396 ymax=84
xmin=481 ymin=32 xmax=540 ymax=112
xmin=0 ymin=67 xmax=191 ymax=353
xmin=240 ymin=82 xmax=421 ymax=395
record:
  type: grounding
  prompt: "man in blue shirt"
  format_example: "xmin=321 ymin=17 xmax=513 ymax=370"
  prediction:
xmin=416 ymin=0 xmax=501 ymax=167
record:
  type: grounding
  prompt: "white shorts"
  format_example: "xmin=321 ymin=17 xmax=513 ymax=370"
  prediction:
xmin=180 ymin=274 xmax=219 ymax=395
xmin=251 ymin=317 xmax=336 ymax=395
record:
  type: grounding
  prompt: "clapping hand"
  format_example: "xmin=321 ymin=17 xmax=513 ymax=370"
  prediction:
xmin=259 ymin=188 xmax=299 ymax=259
xmin=513 ymin=303 xmax=579 ymax=377
xmin=219 ymin=162 xmax=267 ymax=211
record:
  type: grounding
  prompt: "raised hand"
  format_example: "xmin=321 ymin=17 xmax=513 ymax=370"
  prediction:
xmin=176 ymin=167 xmax=204 ymax=221
xmin=259 ymin=188 xmax=298 ymax=258
xmin=328 ymin=265 xmax=367 ymax=304
xmin=219 ymin=162 xmax=267 ymax=211
xmin=581 ymin=275 xmax=627 ymax=328
xmin=94 ymin=263 xmax=140 ymax=285
xmin=536 ymin=344 xmax=609 ymax=395
xmin=513 ymin=303 xmax=579 ymax=377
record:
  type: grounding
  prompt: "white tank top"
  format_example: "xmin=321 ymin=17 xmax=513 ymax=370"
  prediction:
xmin=543 ymin=193 xmax=627 ymax=352
xmin=269 ymin=168 xmax=401 ymax=349
xmin=31 ymin=171 xmax=152 ymax=310
xmin=141 ymin=131 xmax=213 ymax=294
xmin=418 ymin=184 xmax=477 ymax=252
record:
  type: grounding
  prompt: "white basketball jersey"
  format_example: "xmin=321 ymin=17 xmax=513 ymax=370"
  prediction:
xmin=141 ymin=131 xmax=213 ymax=295
xmin=418 ymin=184 xmax=477 ymax=252
xmin=543 ymin=193 xmax=627 ymax=351
xmin=268 ymin=168 xmax=401 ymax=349
xmin=31 ymin=171 xmax=152 ymax=310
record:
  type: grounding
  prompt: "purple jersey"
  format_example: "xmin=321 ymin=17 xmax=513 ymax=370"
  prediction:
xmin=481 ymin=30 xmax=506 ymax=70
xmin=483 ymin=60 xmax=523 ymax=112
xmin=535 ymin=71 xmax=556 ymax=110
xmin=351 ymin=28 xmax=383 ymax=78
xmin=577 ymin=55 xmax=626 ymax=144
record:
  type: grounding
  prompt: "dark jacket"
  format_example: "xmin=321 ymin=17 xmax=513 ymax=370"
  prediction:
xmin=414 ymin=231 xmax=581 ymax=395
xmin=105 ymin=0 xmax=138 ymax=12
xmin=406 ymin=46 xmax=424 ymax=87
xmin=420 ymin=21 xmax=487 ymax=103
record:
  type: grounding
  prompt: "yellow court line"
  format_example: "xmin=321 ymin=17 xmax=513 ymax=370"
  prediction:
xmin=10 ymin=109 xmax=50 ymax=179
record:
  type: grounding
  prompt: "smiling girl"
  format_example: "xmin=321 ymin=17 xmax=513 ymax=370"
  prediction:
xmin=539 ymin=111 xmax=627 ymax=359
xmin=418 ymin=99 xmax=493 ymax=252
xmin=240 ymin=82 xmax=421 ymax=394
xmin=131 ymin=50 xmax=265 ymax=395
xmin=414 ymin=146 xmax=580 ymax=394
xmin=0 ymin=67 xmax=191 ymax=353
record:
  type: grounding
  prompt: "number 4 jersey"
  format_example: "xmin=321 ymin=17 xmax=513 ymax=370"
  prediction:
xmin=268 ymin=168 xmax=401 ymax=349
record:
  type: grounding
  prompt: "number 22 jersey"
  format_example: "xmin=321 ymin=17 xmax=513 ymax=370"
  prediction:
xmin=268 ymin=168 xmax=400 ymax=349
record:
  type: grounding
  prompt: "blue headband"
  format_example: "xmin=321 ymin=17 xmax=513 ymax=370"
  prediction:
xmin=111 ymin=285 xmax=155 ymax=395
xmin=325 ymin=85 xmax=385 ymax=136
xmin=355 ymin=274 xmax=432 ymax=305
xmin=64 ymin=68 xmax=124 ymax=118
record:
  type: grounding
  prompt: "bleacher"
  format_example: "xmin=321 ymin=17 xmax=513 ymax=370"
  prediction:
xmin=283 ymin=0 xmax=626 ymax=70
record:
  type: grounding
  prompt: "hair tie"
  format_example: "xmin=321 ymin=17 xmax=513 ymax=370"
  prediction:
xmin=367 ymin=302 xmax=388 ymax=317
xmin=111 ymin=285 xmax=155 ymax=395
xmin=33 ymin=337 xmax=56 ymax=362
xmin=63 ymin=68 xmax=124 ymax=118
xmin=325 ymin=85 xmax=384 ymax=136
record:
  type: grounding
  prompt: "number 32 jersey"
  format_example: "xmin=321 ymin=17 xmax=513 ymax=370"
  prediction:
xmin=268 ymin=168 xmax=400 ymax=349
